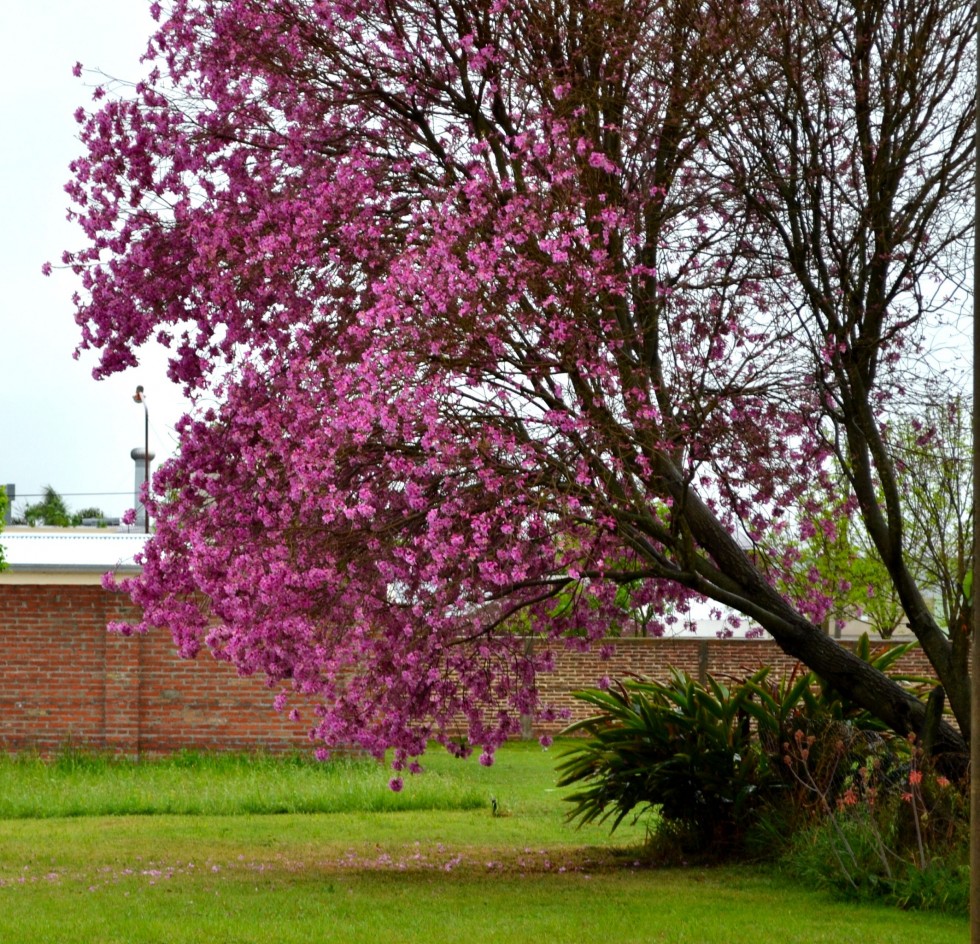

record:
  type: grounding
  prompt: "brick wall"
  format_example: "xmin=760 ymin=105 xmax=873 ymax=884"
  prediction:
xmin=0 ymin=584 xmax=310 ymax=755
xmin=533 ymin=637 xmax=937 ymax=732
xmin=0 ymin=583 xmax=939 ymax=755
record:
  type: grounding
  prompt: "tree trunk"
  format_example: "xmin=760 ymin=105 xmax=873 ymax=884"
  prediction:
xmin=661 ymin=466 xmax=968 ymax=764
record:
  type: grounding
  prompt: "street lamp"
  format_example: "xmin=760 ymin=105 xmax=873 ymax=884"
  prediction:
xmin=132 ymin=386 xmax=150 ymax=534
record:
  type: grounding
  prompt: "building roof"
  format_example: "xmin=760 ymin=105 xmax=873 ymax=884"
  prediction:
xmin=0 ymin=528 xmax=148 ymax=584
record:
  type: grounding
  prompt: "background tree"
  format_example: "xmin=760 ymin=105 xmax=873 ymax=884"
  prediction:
xmin=769 ymin=490 xmax=903 ymax=639
xmin=19 ymin=487 xmax=107 ymax=527
xmin=22 ymin=486 xmax=74 ymax=527
xmin=62 ymin=0 xmax=973 ymax=764
xmin=884 ymin=400 xmax=973 ymax=657
xmin=772 ymin=398 xmax=973 ymax=642
xmin=74 ymin=506 xmax=111 ymax=526
xmin=712 ymin=0 xmax=974 ymax=733
xmin=0 ymin=485 xmax=7 ymax=571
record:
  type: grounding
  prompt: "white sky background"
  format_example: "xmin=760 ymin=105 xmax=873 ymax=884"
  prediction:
xmin=0 ymin=1 xmax=185 ymax=519
xmin=0 ymin=2 xmax=972 ymax=523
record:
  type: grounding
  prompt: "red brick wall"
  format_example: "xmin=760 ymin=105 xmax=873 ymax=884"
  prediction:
xmin=0 ymin=584 xmax=310 ymax=755
xmin=2 ymin=586 xmax=109 ymax=750
xmin=533 ymin=637 xmax=937 ymax=732
xmin=0 ymin=584 xmax=940 ymax=754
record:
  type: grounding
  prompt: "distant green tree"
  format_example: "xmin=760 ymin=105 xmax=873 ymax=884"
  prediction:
xmin=74 ymin=507 xmax=109 ymax=526
xmin=884 ymin=399 xmax=973 ymax=690
xmin=890 ymin=400 xmax=972 ymax=638
xmin=23 ymin=486 xmax=75 ymax=527
xmin=773 ymin=400 xmax=971 ymax=645
xmin=16 ymin=489 xmax=109 ymax=528
xmin=0 ymin=485 xmax=7 ymax=571
xmin=769 ymin=490 xmax=896 ymax=639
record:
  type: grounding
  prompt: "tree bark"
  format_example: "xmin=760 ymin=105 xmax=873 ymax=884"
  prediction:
xmin=658 ymin=461 xmax=968 ymax=763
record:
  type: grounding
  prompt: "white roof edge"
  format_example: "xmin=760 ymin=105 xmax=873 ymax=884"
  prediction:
xmin=1 ymin=531 xmax=149 ymax=571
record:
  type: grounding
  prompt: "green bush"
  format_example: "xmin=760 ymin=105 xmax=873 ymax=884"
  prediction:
xmin=776 ymin=725 xmax=970 ymax=914
xmin=557 ymin=668 xmax=784 ymax=853
xmin=782 ymin=804 xmax=969 ymax=915
xmin=556 ymin=636 xmax=965 ymax=876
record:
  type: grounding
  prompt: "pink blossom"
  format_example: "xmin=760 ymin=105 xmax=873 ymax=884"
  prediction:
xmin=62 ymin=0 xmax=972 ymax=766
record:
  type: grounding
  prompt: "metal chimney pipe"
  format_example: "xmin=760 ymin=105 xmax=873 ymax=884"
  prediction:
xmin=130 ymin=447 xmax=155 ymax=531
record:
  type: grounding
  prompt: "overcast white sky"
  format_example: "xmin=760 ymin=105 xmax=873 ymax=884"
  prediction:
xmin=1 ymin=1 xmax=186 ymax=519
xmin=1 ymin=2 xmax=972 ymax=525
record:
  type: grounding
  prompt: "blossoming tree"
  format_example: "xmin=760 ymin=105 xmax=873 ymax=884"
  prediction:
xmin=62 ymin=0 xmax=974 ymax=765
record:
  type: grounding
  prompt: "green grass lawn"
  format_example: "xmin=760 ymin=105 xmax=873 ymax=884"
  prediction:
xmin=0 ymin=742 xmax=967 ymax=943
xmin=0 ymin=747 xmax=489 ymax=817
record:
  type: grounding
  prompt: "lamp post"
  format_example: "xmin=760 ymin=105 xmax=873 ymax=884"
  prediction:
xmin=133 ymin=386 xmax=149 ymax=534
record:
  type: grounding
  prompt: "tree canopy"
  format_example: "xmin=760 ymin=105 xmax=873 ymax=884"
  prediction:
xmin=62 ymin=0 xmax=975 ymax=764
xmin=19 ymin=487 xmax=107 ymax=528
xmin=0 ymin=486 xmax=7 ymax=571
xmin=22 ymin=486 xmax=75 ymax=528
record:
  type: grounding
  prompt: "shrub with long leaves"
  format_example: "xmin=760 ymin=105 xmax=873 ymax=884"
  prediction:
xmin=557 ymin=668 xmax=781 ymax=851
xmin=557 ymin=637 xmax=934 ymax=855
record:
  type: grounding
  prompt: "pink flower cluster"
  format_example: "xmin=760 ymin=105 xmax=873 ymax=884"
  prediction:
xmin=63 ymin=0 xmax=966 ymax=763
